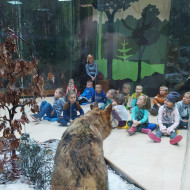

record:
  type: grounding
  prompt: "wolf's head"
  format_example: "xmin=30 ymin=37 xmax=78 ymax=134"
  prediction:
xmin=91 ymin=102 xmax=113 ymax=139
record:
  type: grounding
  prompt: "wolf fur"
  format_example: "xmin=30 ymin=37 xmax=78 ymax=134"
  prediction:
xmin=51 ymin=103 xmax=112 ymax=190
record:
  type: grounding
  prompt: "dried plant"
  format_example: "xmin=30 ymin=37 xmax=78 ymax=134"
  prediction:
xmin=0 ymin=28 xmax=54 ymax=174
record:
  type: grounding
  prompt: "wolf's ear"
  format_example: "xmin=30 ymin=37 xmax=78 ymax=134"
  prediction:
xmin=92 ymin=101 xmax=98 ymax=109
xmin=103 ymin=104 xmax=112 ymax=115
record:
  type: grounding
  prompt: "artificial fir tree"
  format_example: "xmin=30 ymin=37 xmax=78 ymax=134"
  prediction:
xmin=117 ymin=40 xmax=132 ymax=61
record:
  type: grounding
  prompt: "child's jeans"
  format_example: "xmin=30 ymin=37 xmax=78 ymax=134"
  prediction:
xmin=153 ymin=103 xmax=164 ymax=112
xmin=112 ymin=111 xmax=126 ymax=127
xmin=156 ymin=123 xmax=177 ymax=139
xmin=57 ymin=115 xmax=79 ymax=126
xmin=178 ymin=117 xmax=189 ymax=129
xmin=40 ymin=100 xmax=57 ymax=118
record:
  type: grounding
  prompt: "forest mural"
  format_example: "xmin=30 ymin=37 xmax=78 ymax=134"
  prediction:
xmin=91 ymin=0 xmax=171 ymax=82
xmin=0 ymin=0 xmax=189 ymax=95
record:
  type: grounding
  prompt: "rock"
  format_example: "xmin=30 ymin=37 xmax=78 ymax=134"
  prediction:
xmin=140 ymin=72 xmax=164 ymax=97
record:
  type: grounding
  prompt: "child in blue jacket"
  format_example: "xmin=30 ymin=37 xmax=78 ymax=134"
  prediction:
xmin=91 ymin=84 xmax=107 ymax=109
xmin=30 ymin=88 xmax=65 ymax=122
xmin=57 ymin=92 xmax=84 ymax=126
xmin=79 ymin=80 xmax=95 ymax=104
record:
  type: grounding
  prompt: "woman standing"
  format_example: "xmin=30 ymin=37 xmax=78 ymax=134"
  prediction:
xmin=85 ymin=54 xmax=98 ymax=82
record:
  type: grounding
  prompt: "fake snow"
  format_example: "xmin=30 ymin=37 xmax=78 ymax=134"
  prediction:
xmin=0 ymin=139 xmax=141 ymax=190
xmin=0 ymin=169 xmax=140 ymax=190
xmin=0 ymin=180 xmax=34 ymax=190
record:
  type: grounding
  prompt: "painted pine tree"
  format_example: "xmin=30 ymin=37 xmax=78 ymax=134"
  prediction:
xmin=117 ymin=40 xmax=132 ymax=61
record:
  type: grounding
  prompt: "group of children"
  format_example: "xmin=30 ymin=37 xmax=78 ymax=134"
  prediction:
xmin=30 ymin=79 xmax=190 ymax=145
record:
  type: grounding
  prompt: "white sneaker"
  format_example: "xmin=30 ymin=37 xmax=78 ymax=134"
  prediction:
xmin=112 ymin=119 xmax=118 ymax=128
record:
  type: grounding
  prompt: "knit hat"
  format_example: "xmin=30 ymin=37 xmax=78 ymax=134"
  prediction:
xmin=166 ymin=92 xmax=180 ymax=104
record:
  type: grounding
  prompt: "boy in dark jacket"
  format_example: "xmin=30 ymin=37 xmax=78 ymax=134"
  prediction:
xmin=57 ymin=92 xmax=84 ymax=126
xmin=91 ymin=84 xmax=107 ymax=109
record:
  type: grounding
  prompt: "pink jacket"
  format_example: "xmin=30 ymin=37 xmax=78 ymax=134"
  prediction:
xmin=157 ymin=105 xmax=180 ymax=132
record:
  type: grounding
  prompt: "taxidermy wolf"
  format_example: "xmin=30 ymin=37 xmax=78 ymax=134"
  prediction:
xmin=51 ymin=103 xmax=113 ymax=190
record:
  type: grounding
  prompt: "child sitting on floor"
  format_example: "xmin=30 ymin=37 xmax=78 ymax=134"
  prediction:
xmin=149 ymin=86 xmax=168 ymax=116
xmin=101 ymin=89 xmax=116 ymax=110
xmin=30 ymin=88 xmax=65 ymax=122
xmin=65 ymin=83 xmax=79 ymax=102
xmin=120 ymin=83 xmax=131 ymax=109
xmin=176 ymin=91 xmax=190 ymax=129
xmin=130 ymin=85 xmax=143 ymax=109
xmin=112 ymin=93 xmax=128 ymax=128
xmin=127 ymin=95 xmax=151 ymax=135
xmin=78 ymin=80 xmax=95 ymax=104
xmin=66 ymin=78 xmax=78 ymax=94
xmin=148 ymin=92 xmax=183 ymax=145
xmin=91 ymin=84 xmax=107 ymax=109
xmin=57 ymin=91 xmax=84 ymax=126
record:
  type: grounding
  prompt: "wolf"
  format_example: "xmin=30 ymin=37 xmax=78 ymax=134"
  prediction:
xmin=51 ymin=103 xmax=113 ymax=190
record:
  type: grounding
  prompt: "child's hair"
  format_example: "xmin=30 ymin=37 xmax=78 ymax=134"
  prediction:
xmin=136 ymin=85 xmax=143 ymax=91
xmin=68 ymin=91 xmax=76 ymax=98
xmin=160 ymin=86 xmax=168 ymax=92
xmin=184 ymin=91 xmax=190 ymax=97
xmin=139 ymin=95 xmax=151 ymax=110
xmin=56 ymin=88 xmax=64 ymax=97
xmin=122 ymin=83 xmax=131 ymax=90
xmin=87 ymin=54 xmax=94 ymax=62
xmin=114 ymin=93 xmax=125 ymax=105
xmin=109 ymin=89 xmax=116 ymax=99
xmin=68 ymin=79 xmax=74 ymax=84
xmin=87 ymin=80 xmax=93 ymax=85
xmin=96 ymin=84 xmax=102 ymax=89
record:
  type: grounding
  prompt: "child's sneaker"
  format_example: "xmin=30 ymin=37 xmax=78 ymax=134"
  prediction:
xmin=149 ymin=108 xmax=158 ymax=116
xmin=30 ymin=113 xmax=41 ymax=122
xmin=170 ymin=135 xmax=183 ymax=145
xmin=148 ymin=132 xmax=161 ymax=143
xmin=112 ymin=119 xmax=118 ymax=128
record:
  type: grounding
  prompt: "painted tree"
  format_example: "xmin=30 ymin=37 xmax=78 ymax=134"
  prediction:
xmin=0 ymin=29 xmax=54 ymax=174
xmin=117 ymin=40 xmax=132 ymax=61
xmin=122 ymin=4 xmax=160 ymax=82
xmin=92 ymin=0 xmax=138 ymax=79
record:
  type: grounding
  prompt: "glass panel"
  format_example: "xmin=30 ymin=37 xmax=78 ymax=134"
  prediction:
xmin=0 ymin=0 xmax=190 ymax=189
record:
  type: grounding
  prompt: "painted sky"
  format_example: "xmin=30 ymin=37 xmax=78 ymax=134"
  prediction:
xmin=92 ymin=0 xmax=171 ymax=23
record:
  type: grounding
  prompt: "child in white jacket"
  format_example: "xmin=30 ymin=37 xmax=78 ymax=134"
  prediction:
xmin=112 ymin=93 xmax=128 ymax=128
xmin=148 ymin=92 xmax=183 ymax=145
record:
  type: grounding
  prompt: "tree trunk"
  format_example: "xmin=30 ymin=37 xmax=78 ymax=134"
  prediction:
xmin=137 ymin=46 xmax=142 ymax=82
xmin=98 ymin=11 xmax=103 ymax=60
xmin=107 ymin=15 xmax=114 ymax=79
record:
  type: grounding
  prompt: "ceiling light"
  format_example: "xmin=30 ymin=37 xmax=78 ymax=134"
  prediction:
xmin=7 ymin=1 xmax=22 ymax=5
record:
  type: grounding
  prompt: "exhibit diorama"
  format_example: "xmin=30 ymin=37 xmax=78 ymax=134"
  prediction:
xmin=0 ymin=0 xmax=189 ymax=190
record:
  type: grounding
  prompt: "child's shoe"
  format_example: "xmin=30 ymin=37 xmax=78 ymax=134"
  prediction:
xmin=127 ymin=126 xmax=137 ymax=135
xmin=141 ymin=128 xmax=151 ymax=134
xmin=149 ymin=108 xmax=158 ymax=116
xmin=170 ymin=135 xmax=183 ymax=145
xmin=30 ymin=113 xmax=41 ymax=122
xmin=112 ymin=119 xmax=118 ymax=129
xmin=148 ymin=132 xmax=161 ymax=143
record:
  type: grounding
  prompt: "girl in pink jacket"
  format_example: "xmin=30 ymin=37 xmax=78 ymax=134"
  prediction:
xmin=148 ymin=92 xmax=183 ymax=145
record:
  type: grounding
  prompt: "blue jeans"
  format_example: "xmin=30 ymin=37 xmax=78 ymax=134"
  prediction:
xmin=178 ymin=118 xmax=188 ymax=129
xmin=156 ymin=123 xmax=177 ymax=139
xmin=39 ymin=100 xmax=57 ymax=118
xmin=57 ymin=115 xmax=79 ymax=126
xmin=153 ymin=103 xmax=164 ymax=113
